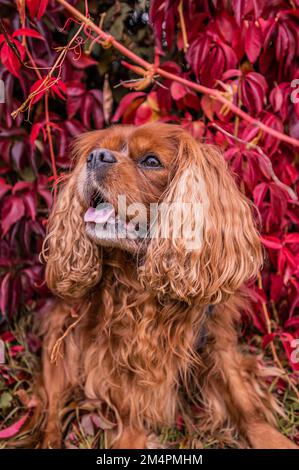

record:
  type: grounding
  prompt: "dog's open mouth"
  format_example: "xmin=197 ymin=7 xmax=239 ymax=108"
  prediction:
xmin=84 ymin=192 xmax=115 ymax=226
xmin=84 ymin=191 xmax=144 ymax=240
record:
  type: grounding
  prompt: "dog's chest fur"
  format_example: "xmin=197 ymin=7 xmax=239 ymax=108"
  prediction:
xmin=77 ymin=260 xmax=200 ymax=428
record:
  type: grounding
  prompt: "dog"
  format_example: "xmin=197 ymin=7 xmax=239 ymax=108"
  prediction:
xmin=34 ymin=123 xmax=296 ymax=448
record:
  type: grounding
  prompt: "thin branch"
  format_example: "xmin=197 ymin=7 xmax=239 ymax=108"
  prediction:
xmin=55 ymin=0 xmax=299 ymax=149
xmin=44 ymin=91 xmax=57 ymax=181
xmin=178 ymin=0 xmax=189 ymax=52
xmin=21 ymin=34 xmax=58 ymax=191
xmin=11 ymin=23 xmax=84 ymax=119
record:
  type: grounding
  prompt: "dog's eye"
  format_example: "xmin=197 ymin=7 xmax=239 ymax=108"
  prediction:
xmin=139 ymin=154 xmax=163 ymax=168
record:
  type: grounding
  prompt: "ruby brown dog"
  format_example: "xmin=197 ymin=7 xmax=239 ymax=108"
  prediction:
xmin=33 ymin=123 xmax=296 ymax=448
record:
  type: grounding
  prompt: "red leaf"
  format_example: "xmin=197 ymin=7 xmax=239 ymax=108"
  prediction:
xmin=26 ymin=0 xmax=48 ymax=20
xmin=37 ymin=0 xmax=48 ymax=20
xmin=283 ymin=247 xmax=297 ymax=272
xmin=284 ymin=233 xmax=299 ymax=245
xmin=285 ymin=317 xmax=299 ymax=329
xmin=1 ymin=331 xmax=15 ymax=342
xmin=170 ymin=82 xmax=187 ymax=101
xmin=278 ymin=249 xmax=286 ymax=274
xmin=260 ymin=235 xmax=282 ymax=250
xmin=222 ymin=68 xmax=241 ymax=80
xmin=201 ymin=95 xmax=215 ymax=121
xmin=262 ymin=333 xmax=277 ymax=349
xmin=1 ymin=196 xmax=25 ymax=235
xmin=30 ymin=78 xmax=46 ymax=104
xmin=245 ymin=21 xmax=263 ymax=63
xmin=270 ymin=274 xmax=284 ymax=303
xmin=0 ymin=179 xmax=12 ymax=199
xmin=0 ymin=272 xmax=11 ymax=316
xmin=0 ymin=41 xmax=25 ymax=78
xmin=112 ymin=92 xmax=145 ymax=123
xmin=12 ymin=181 xmax=33 ymax=194
xmin=187 ymin=35 xmax=237 ymax=87
xmin=66 ymin=81 xmax=85 ymax=98
xmin=30 ymin=122 xmax=46 ymax=146
xmin=12 ymin=28 xmax=44 ymax=40
xmin=79 ymin=90 xmax=103 ymax=129
xmin=241 ymin=72 xmax=268 ymax=115
xmin=51 ymin=80 xmax=67 ymax=101
xmin=280 ymin=333 xmax=299 ymax=372
xmin=253 ymin=182 xmax=268 ymax=208
xmin=270 ymin=83 xmax=290 ymax=121
xmin=30 ymin=78 xmax=66 ymax=105
xmin=67 ymin=52 xmax=98 ymax=69
xmin=134 ymin=102 xmax=153 ymax=126
xmin=262 ymin=113 xmax=284 ymax=153
xmin=0 ymin=413 xmax=29 ymax=438
xmin=26 ymin=0 xmax=39 ymax=18
xmin=23 ymin=192 xmax=37 ymax=221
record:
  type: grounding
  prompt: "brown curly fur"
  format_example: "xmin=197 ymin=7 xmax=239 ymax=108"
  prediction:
xmin=25 ymin=123 xmax=297 ymax=448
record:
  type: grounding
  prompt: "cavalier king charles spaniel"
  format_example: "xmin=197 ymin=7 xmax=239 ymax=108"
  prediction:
xmin=32 ymin=123 xmax=296 ymax=449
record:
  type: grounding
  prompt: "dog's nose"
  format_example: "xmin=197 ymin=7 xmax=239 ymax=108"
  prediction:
xmin=87 ymin=149 xmax=117 ymax=170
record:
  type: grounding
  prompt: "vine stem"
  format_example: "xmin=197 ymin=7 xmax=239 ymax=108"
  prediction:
xmin=44 ymin=91 xmax=57 ymax=181
xmin=11 ymin=23 xmax=84 ymax=119
xmin=178 ymin=0 xmax=189 ymax=52
xmin=24 ymin=42 xmax=58 ymax=190
xmin=56 ymin=0 xmax=299 ymax=149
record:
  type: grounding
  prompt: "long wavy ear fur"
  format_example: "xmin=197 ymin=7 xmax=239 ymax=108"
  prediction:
xmin=139 ymin=131 xmax=263 ymax=305
xmin=42 ymin=176 xmax=102 ymax=300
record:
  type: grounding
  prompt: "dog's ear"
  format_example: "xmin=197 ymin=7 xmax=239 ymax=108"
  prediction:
xmin=139 ymin=132 xmax=263 ymax=304
xmin=41 ymin=129 xmax=117 ymax=299
xmin=42 ymin=175 xmax=102 ymax=300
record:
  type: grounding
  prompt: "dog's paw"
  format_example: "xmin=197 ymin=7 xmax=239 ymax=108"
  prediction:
xmin=41 ymin=428 xmax=62 ymax=449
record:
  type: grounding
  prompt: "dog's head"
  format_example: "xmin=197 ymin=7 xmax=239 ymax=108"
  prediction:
xmin=43 ymin=123 xmax=262 ymax=303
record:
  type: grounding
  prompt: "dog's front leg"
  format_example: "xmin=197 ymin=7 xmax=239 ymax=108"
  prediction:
xmin=39 ymin=303 xmax=74 ymax=449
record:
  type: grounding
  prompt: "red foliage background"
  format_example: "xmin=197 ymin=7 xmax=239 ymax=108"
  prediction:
xmin=0 ymin=0 xmax=298 ymax=443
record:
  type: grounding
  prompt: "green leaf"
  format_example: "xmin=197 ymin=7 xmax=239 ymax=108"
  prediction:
xmin=0 ymin=391 xmax=13 ymax=410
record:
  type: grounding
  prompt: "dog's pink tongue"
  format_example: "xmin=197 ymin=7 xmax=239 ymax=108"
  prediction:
xmin=84 ymin=205 xmax=114 ymax=224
